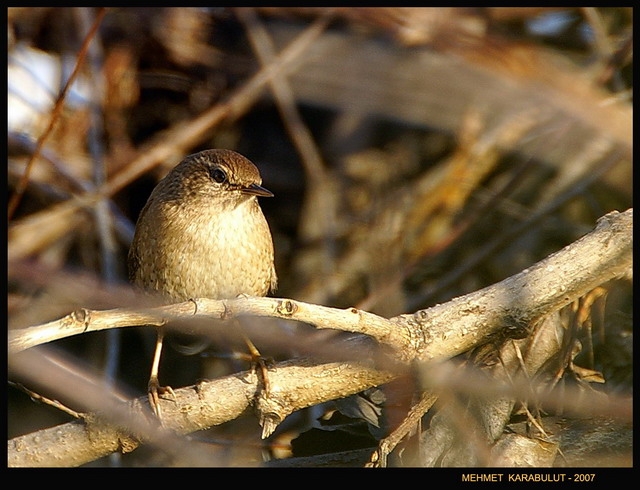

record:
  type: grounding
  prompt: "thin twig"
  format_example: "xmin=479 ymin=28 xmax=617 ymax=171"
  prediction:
xmin=9 ymin=381 xmax=83 ymax=419
xmin=8 ymin=7 xmax=107 ymax=220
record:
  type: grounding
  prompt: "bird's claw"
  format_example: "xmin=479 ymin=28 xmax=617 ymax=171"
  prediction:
xmin=148 ymin=376 xmax=176 ymax=418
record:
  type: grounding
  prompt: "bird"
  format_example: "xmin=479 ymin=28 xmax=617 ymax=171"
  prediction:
xmin=128 ymin=149 xmax=277 ymax=417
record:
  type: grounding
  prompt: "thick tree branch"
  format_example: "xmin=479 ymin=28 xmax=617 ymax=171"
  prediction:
xmin=8 ymin=349 xmax=394 ymax=467
xmin=399 ymin=208 xmax=632 ymax=363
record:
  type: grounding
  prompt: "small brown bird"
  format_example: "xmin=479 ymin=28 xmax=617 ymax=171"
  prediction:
xmin=128 ymin=149 xmax=277 ymax=416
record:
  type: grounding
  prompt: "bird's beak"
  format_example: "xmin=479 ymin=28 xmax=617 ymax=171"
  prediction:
xmin=242 ymin=183 xmax=274 ymax=197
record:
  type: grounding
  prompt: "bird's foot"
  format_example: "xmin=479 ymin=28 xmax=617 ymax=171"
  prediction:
xmin=148 ymin=375 xmax=176 ymax=419
xmin=239 ymin=334 xmax=274 ymax=396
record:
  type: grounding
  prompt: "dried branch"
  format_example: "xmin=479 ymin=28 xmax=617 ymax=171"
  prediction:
xmin=7 ymin=208 xmax=632 ymax=466
xmin=8 ymin=347 xmax=392 ymax=467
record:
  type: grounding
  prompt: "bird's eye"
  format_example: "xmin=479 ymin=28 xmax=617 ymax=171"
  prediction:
xmin=210 ymin=167 xmax=227 ymax=184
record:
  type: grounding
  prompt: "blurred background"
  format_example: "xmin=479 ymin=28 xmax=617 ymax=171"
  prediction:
xmin=7 ymin=8 xmax=632 ymax=466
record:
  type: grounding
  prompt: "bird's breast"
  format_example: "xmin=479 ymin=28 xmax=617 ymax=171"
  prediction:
xmin=137 ymin=199 xmax=275 ymax=301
